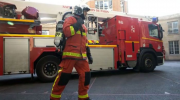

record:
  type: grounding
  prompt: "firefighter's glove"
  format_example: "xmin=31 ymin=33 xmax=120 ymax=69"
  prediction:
xmin=72 ymin=18 xmax=84 ymax=32
xmin=86 ymin=46 xmax=93 ymax=64
xmin=88 ymin=56 xmax=93 ymax=64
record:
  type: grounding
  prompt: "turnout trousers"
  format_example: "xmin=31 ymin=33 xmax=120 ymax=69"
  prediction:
xmin=50 ymin=59 xmax=91 ymax=100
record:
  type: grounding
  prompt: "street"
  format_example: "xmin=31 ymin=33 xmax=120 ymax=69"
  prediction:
xmin=0 ymin=61 xmax=180 ymax=100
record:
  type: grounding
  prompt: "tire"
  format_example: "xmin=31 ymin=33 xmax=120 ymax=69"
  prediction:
xmin=36 ymin=55 xmax=61 ymax=82
xmin=140 ymin=53 xmax=156 ymax=72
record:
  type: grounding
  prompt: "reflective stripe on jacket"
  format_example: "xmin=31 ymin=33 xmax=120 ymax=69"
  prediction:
xmin=62 ymin=16 xmax=88 ymax=60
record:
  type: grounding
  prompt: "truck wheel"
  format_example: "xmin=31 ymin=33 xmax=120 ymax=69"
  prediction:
xmin=140 ymin=53 xmax=156 ymax=72
xmin=36 ymin=55 xmax=60 ymax=82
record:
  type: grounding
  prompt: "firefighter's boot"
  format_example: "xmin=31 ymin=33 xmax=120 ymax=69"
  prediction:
xmin=86 ymin=98 xmax=92 ymax=100
xmin=78 ymin=98 xmax=92 ymax=100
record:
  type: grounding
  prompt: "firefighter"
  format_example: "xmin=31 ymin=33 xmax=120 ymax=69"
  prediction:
xmin=50 ymin=5 xmax=93 ymax=100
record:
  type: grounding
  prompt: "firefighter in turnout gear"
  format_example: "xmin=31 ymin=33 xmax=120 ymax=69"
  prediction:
xmin=50 ymin=5 xmax=93 ymax=100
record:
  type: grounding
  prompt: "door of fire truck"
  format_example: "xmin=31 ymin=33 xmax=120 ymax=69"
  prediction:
xmin=116 ymin=16 xmax=140 ymax=68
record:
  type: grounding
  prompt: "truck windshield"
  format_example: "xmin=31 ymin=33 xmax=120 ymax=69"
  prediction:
xmin=148 ymin=24 xmax=159 ymax=38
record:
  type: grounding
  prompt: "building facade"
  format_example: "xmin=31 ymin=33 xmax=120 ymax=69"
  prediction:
xmin=87 ymin=0 xmax=128 ymax=13
xmin=159 ymin=14 xmax=180 ymax=60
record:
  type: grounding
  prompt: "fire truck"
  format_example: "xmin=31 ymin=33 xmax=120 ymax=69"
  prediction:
xmin=0 ymin=0 xmax=165 ymax=82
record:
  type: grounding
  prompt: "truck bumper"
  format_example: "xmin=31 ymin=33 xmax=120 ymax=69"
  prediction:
xmin=157 ymin=56 xmax=164 ymax=66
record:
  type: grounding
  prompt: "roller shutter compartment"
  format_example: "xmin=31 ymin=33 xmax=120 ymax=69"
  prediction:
xmin=4 ymin=37 xmax=30 ymax=74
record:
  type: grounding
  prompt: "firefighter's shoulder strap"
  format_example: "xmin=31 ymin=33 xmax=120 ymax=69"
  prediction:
xmin=72 ymin=15 xmax=84 ymax=36
xmin=73 ymin=15 xmax=79 ymax=21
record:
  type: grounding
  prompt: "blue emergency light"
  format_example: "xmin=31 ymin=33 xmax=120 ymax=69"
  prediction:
xmin=152 ymin=17 xmax=158 ymax=23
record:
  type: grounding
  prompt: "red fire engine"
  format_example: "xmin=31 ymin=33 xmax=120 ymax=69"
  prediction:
xmin=0 ymin=1 xmax=165 ymax=82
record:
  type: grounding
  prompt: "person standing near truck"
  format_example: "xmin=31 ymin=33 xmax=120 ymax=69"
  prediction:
xmin=50 ymin=5 xmax=93 ymax=100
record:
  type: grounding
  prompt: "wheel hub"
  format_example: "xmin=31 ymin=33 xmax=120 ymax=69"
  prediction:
xmin=43 ymin=62 xmax=57 ymax=76
xmin=145 ymin=59 xmax=152 ymax=68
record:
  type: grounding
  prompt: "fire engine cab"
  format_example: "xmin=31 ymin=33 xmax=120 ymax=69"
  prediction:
xmin=0 ymin=0 xmax=165 ymax=82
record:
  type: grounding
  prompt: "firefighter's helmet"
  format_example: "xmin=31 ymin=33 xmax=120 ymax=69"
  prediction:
xmin=73 ymin=6 xmax=83 ymax=16
xmin=81 ymin=5 xmax=90 ymax=12
xmin=73 ymin=5 xmax=90 ymax=19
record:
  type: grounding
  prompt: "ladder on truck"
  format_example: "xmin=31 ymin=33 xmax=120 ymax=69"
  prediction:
xmin=85 ymin=14 xmax=101 ymax=44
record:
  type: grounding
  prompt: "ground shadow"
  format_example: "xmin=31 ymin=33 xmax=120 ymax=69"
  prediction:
xmin=0 ymin=68 xmax=165 ymax=86
xmin=71 ymin=68 xmax=136 ymax=79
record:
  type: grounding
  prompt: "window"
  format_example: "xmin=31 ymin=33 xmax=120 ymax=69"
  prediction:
xmin=148 ymin=24 xmax=159 ymax=38
xmin=95 ymin=1 xmax=99 ymax=9
xmin=120 ymin=0 xmax=124 ymax=12
xmin=109 ymin=0 xmax=112 ymax=9
xmin=104 ymin=0 xmax=109 ymax=10
xmin=95 ymin=0 xmax=112 ymax=11
xmin=167 ymin=21 xmax=179 ymax=34
xmin=100 ymin=1 xmax=103 ymax=9
xmin=42 ymin=30 xmax=49 ymax=35
xmin=169 ymin=41 xmax=179 ymax=54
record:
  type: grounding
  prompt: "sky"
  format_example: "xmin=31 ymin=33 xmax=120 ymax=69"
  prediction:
xmin=27 ymin=0 xmax=180 ymax=17
xmin=127 ymin=0 xmax=180 ymax=17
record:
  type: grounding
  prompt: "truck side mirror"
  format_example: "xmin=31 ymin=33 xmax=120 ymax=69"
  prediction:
xmin=158 ymin=24 xmax=164 ymax=40
xmin=158 ymin=31 xmax=163 ymax=40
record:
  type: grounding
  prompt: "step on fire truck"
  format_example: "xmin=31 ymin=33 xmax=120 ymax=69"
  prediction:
xmin=0 ymin=0 xmax=165 ymax=82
